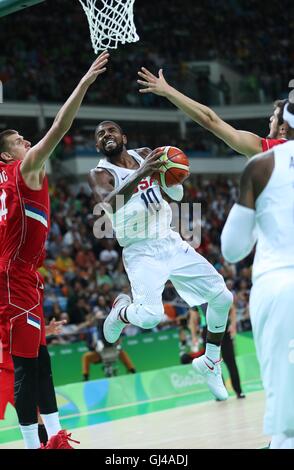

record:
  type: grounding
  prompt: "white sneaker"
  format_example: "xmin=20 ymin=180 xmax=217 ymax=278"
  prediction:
xmin=103 ymin=294 xmax=131 ymax=343
xmin=192 ymin=355 xmax=228 ymax=401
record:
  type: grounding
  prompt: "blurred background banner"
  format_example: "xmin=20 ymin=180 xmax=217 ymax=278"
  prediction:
xmin=0 ymin=346 xmax=262 ymax=444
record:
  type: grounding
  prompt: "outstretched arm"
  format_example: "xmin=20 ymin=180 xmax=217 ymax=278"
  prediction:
xmin=137 ymin=68 xmax=263 ymax=158
xmin=21 ymin=51 xmax=109 ymax=184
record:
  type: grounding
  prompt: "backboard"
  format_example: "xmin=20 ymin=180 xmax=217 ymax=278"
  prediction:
xmin=0 ymin=0 xmax=45 ymax=17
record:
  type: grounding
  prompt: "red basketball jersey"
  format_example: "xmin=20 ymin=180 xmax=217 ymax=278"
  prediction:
xmin=0 ymin=161 xmax=50 ymax=269
xmin=261 ymin=138 xmax=287 ymax=152
xmin=0 ymin=354 xmax=14 ymax=371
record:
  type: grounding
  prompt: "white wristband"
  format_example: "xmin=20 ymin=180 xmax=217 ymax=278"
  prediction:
xmin=161 ymin=183 xmax=184 ymax=201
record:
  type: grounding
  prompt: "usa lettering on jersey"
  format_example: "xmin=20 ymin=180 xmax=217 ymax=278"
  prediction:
xmin=133 ymin=176 xmax=156 ymax=194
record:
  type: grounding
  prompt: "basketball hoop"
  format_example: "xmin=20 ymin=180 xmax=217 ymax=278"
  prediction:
xmin=78 ymin=0 xmax=139 ymax=53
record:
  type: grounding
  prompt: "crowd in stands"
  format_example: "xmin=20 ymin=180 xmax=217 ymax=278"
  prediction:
xmin=0 ymin=0 xmax=292 ymax=106
xmin=44 ymin=173 xmax=252 ymax=348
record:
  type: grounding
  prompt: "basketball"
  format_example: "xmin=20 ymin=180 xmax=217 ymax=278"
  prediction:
xmin=153 ymin=146 xmax=190 ymax=187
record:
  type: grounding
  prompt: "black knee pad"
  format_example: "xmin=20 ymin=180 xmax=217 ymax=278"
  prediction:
xmin=12 ymin=355 xmax=38 ymax=425
xmin=37 ymin=345 xmax=58 ymax=415
xmin=38 ymin=345 xmax=52 ymax=378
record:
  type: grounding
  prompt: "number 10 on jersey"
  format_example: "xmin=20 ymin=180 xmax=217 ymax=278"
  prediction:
xmin=0 ymin=189 xmax=8 ymax=222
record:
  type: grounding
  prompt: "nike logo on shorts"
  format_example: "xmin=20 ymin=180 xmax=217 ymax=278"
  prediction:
xmin=122 ymin=175 xmax=128 ymax=180
xmin=215 ymin=325 xmax=225 ymax=329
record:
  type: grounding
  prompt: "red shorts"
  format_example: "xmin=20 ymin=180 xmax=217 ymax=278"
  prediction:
xmin=0 ymin=367 xmax=14 ymax=419
xmin=0 ymin=263 xmax=46 ymax=358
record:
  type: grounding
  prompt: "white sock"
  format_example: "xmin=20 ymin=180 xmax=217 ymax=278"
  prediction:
xmin=40 ymin=412 xmax=61 ymax=439
xmin=20 ymin=423 xmax=40 ymax=449
xmin=205 ymin=343 xmax=221 ymax=363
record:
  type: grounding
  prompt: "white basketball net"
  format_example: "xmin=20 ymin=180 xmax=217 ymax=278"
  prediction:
xmin=78 ymin=0 xmax=139 ymax=53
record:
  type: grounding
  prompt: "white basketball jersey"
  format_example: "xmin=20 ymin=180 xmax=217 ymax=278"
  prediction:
xmin=96 ymin=150 xmax=172 ymax=247
xmin=253 ymin=141 xmax=294 ymax=281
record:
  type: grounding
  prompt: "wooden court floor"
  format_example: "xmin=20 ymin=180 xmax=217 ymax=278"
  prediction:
xmin=0 ymin=390 xmax=268 ymax=449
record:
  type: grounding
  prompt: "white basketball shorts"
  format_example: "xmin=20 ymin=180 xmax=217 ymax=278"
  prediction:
xmin=122 ymin=231 xmax=226 ymax=309
xmin=250 ymin=268 xmax=294 ymax=436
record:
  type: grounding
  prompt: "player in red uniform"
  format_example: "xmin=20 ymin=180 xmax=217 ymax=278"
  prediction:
xmin=0 ymin=357 xmax=14 ymax=421
xmin=0 ymin=50 xmax=109 ymax=449
xmin=0 ymin=317 xmax=66 ymax=446
xmin=137 ymin=68 xmax=287 ymax=157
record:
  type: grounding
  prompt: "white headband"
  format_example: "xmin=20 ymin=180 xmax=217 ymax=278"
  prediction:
xmin=283 ymin=103 xmax=294 ymax=128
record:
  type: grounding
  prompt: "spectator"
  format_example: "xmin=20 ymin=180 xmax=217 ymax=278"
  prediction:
xmin=217 ymin=74 xmax=231 ymax=105
xmin=99 ymin=240 xmax=119 ymax=271
xmin=82 ymin=310 xmax=136 ymax=380
xmin=69 ymin=298 xmax=90 ymax=325
xmin=55 ymin=247 xmax=76 ymax=278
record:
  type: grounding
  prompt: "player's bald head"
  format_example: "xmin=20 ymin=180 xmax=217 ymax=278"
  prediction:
xmin=95 ymin=121 xmax=127 ymax=158
xmin=95 ymin=121 xmax=124 ymax=140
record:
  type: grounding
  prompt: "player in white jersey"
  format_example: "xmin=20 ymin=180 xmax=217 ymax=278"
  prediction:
xmin=89 ymin=121 xmax=233 ymax=401
xmin=221 ymin=102 xmax=294 ymax=449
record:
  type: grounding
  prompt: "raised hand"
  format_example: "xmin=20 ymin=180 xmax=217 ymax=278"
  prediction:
xmin=81 ymin=50 xmax=109 ymax=87
xmin=137 ymin=67 xmax=171 ymax=97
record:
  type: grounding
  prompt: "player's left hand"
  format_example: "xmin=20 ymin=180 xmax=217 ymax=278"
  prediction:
xmin=137 ymin=68 xmax=171 ymax=97
xmin=45 ymin=317 xmax=67 ymax=336
xmin=80 ymin=50 xmax=109 ymax=87
xmin=139 ymin=147 xmax=166 ymax=177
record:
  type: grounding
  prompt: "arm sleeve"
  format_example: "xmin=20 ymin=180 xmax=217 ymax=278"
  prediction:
xmin=221 ymin=203 xmax=257 ymax=263
xmin=161 ymin=182 xmax=184 ymax=201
